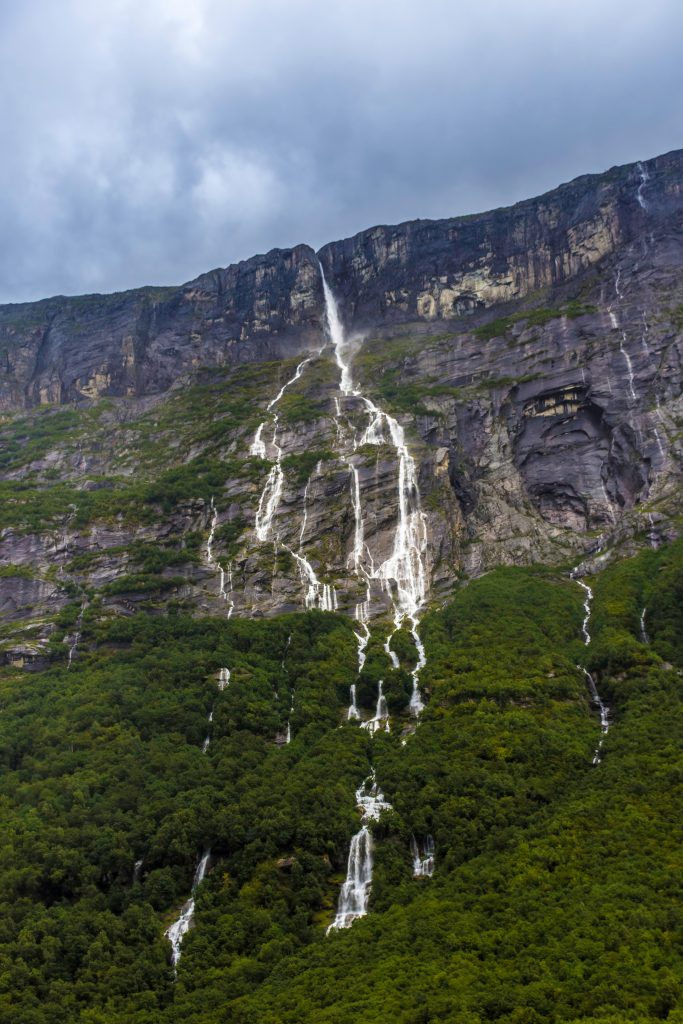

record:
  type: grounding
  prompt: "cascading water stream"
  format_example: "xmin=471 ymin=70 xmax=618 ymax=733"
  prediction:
xmin=610 ymin=271 xmax=637 ymax=404
xmin=252 ymin=352 xmax=339 ymax=611
xmin=636 ymin=161 xmax=650 ymax=210
xmin=166 ymin=665 xmax=229 ymax=965
xmin=206 ymin=498 xmax=234 ymax=616
xmin=327 ymin=772 xmax=392 ymax=932
xmin=640 ymin=607 xmax=650 ymax=645
xmin=320 ymin=267 xmax=428 ymax=714
xmin=570 ymin=563 xmax=611 ymax=764
xmin=347 ymin=683 xmax=361 ymax=720
xmin=360 ymin=680 xmax=390 ymax=734
xmin=65 ymin=598 xmax=87 ymax=669
xmin=165 ymin=850 xmax=211 ymax=967
xmin=410 ymin=834 xmax=435 ymax=877
xmin=202 ymin=708 xmax=214 ymax=753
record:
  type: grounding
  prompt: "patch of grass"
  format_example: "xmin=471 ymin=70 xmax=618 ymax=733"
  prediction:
xmin=474 ymin=301 xmax=598 ymax=340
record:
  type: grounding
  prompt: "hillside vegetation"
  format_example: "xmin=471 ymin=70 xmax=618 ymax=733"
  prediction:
xmin=0 ymin=541 xmax=680 ymax=1023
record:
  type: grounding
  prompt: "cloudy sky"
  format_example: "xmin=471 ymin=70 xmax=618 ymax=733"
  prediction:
xmin=1 ymin=0 xmax=682 ymax=303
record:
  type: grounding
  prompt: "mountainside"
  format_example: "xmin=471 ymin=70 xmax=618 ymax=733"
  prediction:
xmin=0 ymin=151 xmax=682 ymax=1024
xmin=2 ymin=149 xmax=683 ymax=655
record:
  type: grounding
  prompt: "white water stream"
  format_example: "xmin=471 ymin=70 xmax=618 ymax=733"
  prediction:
xmin=166 ymin=666 xmax=230 ymax=965
xmin=206 ymin=498 xmax=234 ymax=616
xmin=410 ymin=834 xmax=435 ymax=877
xmin=636 ymin=161 xmax=650 ymax=210
xmin=165 ymin=850 xmax=211 ymax=967
xmin=64 ymin=598 xmax=87 ymax=669
xmin=327 ymin=772 xmax=392 ymax=932
xmin=570 ymin=563 xmax=611 ymax=764
xmin=321 ymin=268 xmax=428 ymax=715
xmin=347 ymin=683 xmax=361 ymax=721
xmin=610 ymin=270 xmax=643 ymax=405
xmin=251 ymin=350 xmax=340 ymax=611
xmin=640 ymin=607 xmax=649 ymax=645
xmin=360 ymin=680 xmax=390 ymax=735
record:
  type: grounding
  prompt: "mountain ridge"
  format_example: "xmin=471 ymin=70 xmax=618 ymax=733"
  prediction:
xmin=2 ymin=147 xmax=682 ymax=411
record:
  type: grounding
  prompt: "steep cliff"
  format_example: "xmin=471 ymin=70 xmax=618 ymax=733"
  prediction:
xmin=1 ymin=149 xmax=682 ymax=664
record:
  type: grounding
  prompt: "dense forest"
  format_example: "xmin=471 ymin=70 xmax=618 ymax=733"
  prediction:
xmin=0 ymin=536 xmax=680 ymax=1023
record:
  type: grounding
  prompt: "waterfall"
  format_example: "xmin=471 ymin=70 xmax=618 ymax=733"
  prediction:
xmin=133 ymin=858 xmax=144 ymax=884
xmin=580 ymin=668 xmax=611 ymax=765
xmin=640 ymin=607 xmax=649 ymax=645
xmin=202 ymin=709 xmax=214 ymax=753
xmin=610 ymin=273 xmax=637 ymax=404
xmin=251 ymin=356 xmax=341 ymax=612
xmin=165 ymin=849 xmax=211 ymax=966
xmin=65 ymin=598 xmax=87 ymax=669
xmin=320 ymin=267 xmax=428 ymax=715
xmin=285 ymin=692 xmax=295 ymax=744
xmin=252 ymin=355 xmax=315 ymax=542
xmin=353 ymin=617 xmax=371 ymax=675
xmin=410 ymin=834 xmax=435 ymax=877
xmin=218 ymin=667 xmax=230 ymax=690
xmin=653 ymin=425 xmax=666 ymax=463
xmin=360 ymin=680 xmax=390 ymax=734
xmin=347 ymin=683 xmax=361 ymax=720
xmin=291 ymin=550 xmax=338 ymax=611
xmin=206 ymin=498 xmax=234 ymax=616
xmin=327 ymin=773 xmax=392 ymax=932
xmin=636 ymin=161 xmax=650 ymax=210
xmin=570 ymin=569 xmax=594 ymax=645
xmin=571 ymin=562 xmax=611 ymax=764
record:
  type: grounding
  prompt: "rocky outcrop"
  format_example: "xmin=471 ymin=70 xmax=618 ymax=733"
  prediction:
xmin=0 ymin=245 xmax=322 ymax=410
xmin=318 ymin=149 xmax=683 ymax=331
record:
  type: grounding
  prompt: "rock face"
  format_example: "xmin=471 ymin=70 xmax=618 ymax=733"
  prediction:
xmin=0 ymin=245 xmax=322 ymax=410
xmin=1 ymin=148 xmax=683 ymax=649
xmin=318 ymin=149 xmax=683 ymax=329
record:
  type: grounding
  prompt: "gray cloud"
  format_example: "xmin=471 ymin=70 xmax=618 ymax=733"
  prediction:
xmin=0 ymin=0 xmax=682 ymax=302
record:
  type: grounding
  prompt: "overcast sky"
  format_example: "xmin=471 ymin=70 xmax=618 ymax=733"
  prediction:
xmin=1 ymin=0 xmax=681 ymax=303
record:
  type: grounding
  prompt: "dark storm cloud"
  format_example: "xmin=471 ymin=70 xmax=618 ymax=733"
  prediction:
xmin=0 ymin=0 xmax=682 ymax=302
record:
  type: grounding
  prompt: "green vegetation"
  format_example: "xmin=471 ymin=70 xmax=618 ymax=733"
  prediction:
xmin=0 ymin=542 xmax=680 ymax=1022
xmin=474 ymin=300 xmax=598 ymax=341
xmin=282 ymin=449 xmax=333 ymax=486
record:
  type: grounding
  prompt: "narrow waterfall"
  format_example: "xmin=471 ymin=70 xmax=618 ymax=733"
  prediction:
xmin=320 ymin=267 xmax=428 ymax=715
xmin=354 ymin=618 xmax=371 ymax=675
xmin=636 ymin=160 xmax=650 ymax=210
xmin=327 ymin=773 xmax=392 ymax=932
xmin=581 ymin=668 xmax=611 ymax=765
xmin=286 ymin=692 xmax=295 ymax=744
xmin=570 ymin=569 xmax=594 ymax=645
xmin=360 ymin=680 xmax=390 ymax=734
xmin=206 ymin=498 xmax=234 ymax=616
xmin=571 ymin=563 xmax=611 ymax=764
xmin=610 ymin=273 xmax=637 ymax=403
xmin=347 ymin=683 xmax=361 ymax=720
xmin=251 ymin=351 xmax=340 ymax=611
xmin=166 ymin=665 xmax=230 ymax=965
xmin=410 ymin=834 xmax=435 ymax=877
xmin=165 ymin=850 xmax=211 ymax=966
xmin=202 ymin=709 xmax=214 ymax=753
xmin=65 ymin=598 xmax=87 ymax=669
xmin=640 ymin=607 xmax=650 ymax=644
